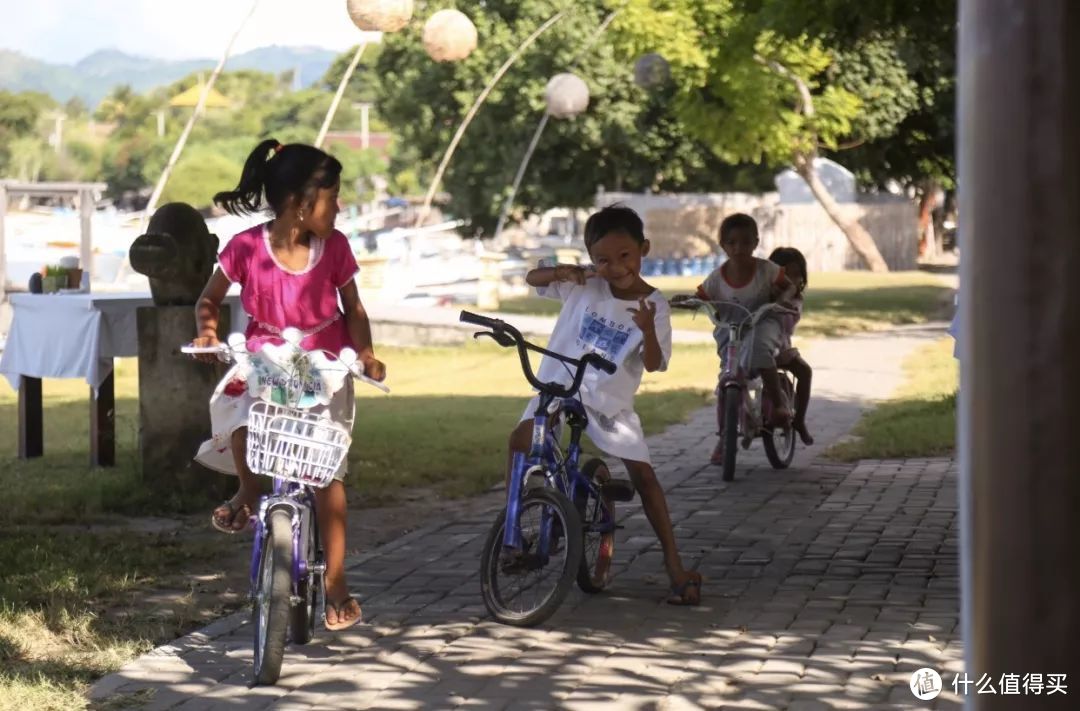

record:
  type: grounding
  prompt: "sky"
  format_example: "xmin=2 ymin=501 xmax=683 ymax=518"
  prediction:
xmin=1 ymin=0 xmax=376 ymax=63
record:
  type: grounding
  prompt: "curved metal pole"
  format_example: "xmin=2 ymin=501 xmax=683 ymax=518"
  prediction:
xmin=142 ymin=0 xmax=260 ymax=227
xmin=414 ymin=10 xmax=568 ymax=228
xmin=491 ymin=11 xmax=619 ymax=241
xmin=315 ymin=41 xmax=369 ymax=148
xmin=493 ymin=113 xmax=550 ymax=239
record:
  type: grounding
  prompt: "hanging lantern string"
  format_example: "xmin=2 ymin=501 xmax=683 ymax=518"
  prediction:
xmin=566 ymin=10 xmax=620 ymax=72
xmin=414 ymin=5 xmax=576 ymax=229
xmin=492 ymin=9 xmax=620 ymax=240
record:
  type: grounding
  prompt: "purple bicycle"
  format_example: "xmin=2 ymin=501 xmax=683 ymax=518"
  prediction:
xmin=183 ymin=330 xmax=388 ymax=684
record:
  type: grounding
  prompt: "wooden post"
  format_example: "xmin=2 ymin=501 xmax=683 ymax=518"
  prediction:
xmin=958 ymin=0 xmax=1080 ymax=705
xmin=90 ymin=369 xmax=115 ymax=466
xmin=78 ymin=188 xmax=93 ymax=279
xmin=17 ymin=376 xmax=43 ymax=458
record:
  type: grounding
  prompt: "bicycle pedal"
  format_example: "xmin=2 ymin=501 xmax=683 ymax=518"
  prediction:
xmin=601 ymin=479 xmax=636 ymax=502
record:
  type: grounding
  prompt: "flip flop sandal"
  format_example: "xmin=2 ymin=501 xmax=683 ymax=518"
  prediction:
xmin=324 ymin=596 xmax=363 ymax=631
xmin=210 ymin=501 xmax=252 ymax=534
xmin=667 ymin=572 xmax=703 ymax=606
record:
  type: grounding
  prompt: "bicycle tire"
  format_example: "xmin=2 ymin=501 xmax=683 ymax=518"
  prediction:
xmin=576 ymin=458 xmax=615 ymax=594
xmin=722 ymin=387 xmax=741 ymax=482
xmin=289 ymin=512 xmax=317 ymax=646
xmin=252 ymin=509 xmax=293 ymax=685
xmin=479 ymin=487 xmax=583 ymax=627
xmin=762 ymin=375 xmax=797 ymax=469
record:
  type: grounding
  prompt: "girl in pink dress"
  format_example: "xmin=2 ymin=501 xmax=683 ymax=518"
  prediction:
xmin=191 ymin=138 xmax=384 ymax=630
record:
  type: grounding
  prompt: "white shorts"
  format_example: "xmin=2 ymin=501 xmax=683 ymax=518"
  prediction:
xmin=194 ymin=366 xmax=355 ymax=481
xmin=518 ymin=396 xmax=651 ymax=464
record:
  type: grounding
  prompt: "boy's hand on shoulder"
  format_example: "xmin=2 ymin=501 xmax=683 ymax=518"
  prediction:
xmin=629 ymin=296 xmax=657 ymax=334
xmin=554 ymin=264 xmax=594 ymax=285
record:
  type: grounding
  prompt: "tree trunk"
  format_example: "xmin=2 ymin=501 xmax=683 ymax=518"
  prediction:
xmin=917 ymin=180 xmax=938 ymax=259
xmin=795 ymin=156 xmax=890 ymax=272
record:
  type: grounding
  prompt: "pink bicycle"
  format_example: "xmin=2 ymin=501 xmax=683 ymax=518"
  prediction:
xmin=672 ymin=298 xmax=799 ymax=481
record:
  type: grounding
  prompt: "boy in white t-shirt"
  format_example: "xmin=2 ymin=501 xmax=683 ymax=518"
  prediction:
xmin=507 ymin=205 xmax=702 ymax=605
xmin=672 ymin=213 xmax=796 ymax=464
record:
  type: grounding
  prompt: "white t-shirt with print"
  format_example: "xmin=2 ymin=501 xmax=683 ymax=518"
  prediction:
xmin=536 ymin=277 xmax=673 ymax=417
xmin=698 ymin=257 xmax=783 ymax=309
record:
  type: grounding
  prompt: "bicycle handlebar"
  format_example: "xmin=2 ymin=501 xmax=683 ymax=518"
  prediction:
xmin=179 ymin=340 xmax=390 ymax=394
xmin=670 ymin=297 xmax=795 ymax=329
xmin=459 ymin=310 xmax=616 ymax=398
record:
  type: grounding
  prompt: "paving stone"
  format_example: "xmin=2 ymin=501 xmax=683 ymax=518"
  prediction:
xmin=88 ymin=329 xmax=962 ymax=710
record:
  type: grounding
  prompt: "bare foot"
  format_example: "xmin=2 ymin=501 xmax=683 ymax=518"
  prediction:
xmin=324 ymin=596 xmax=362 ymax=631
xmin=710 ymin=440 xmax=725 ymax=465
xmin=667 ymin=570 xmax=703 ymax=606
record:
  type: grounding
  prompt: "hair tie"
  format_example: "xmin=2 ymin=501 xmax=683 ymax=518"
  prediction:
xmin=273 ymin=143 xmax=284 ymax=155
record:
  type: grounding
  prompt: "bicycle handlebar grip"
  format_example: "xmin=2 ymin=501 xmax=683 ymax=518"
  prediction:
xmin=459 ymin=310 xmax=499 ymax=329
xmin=584 ymin=353 xmax=617 ymax=375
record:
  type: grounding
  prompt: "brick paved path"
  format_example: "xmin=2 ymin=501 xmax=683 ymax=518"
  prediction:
xmin=91 ymin=329 xmax=963 ymax=710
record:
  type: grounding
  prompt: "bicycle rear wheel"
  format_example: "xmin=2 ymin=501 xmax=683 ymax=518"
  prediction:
xmin=289 ymin=510 xmax=318 ymax=646
xmin=575 ymin=458 xmax=616 ymax=594
xmin=252 ymin=509 xmax=293 ymax=685
xmin=763 ymin=374 xmax=797 ymax=469
xmin=480 ymin=488 xmax=582 ymax=626
xmin=722 ymin=387 xmax=741 ymax=482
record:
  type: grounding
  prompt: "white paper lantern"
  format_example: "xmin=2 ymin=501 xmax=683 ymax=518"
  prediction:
xmin=346 ymin=0 xmax=414 ymax=33
xmin=545 ymin=73 xmax=589 ymax=119
xmin=634 ymin=53 xmax=671 ymax=89
xmin=423 ymin=9 xmax=478 ymax=62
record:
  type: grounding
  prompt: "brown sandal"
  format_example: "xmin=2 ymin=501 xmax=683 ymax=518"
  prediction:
xmin=210 ymin=500 xmax=252 ymax=534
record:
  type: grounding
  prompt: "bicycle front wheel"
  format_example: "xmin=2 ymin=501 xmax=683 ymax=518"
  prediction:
xmin=252 ymin=509 xmax=293 ymax=685
xmin=722 ymin=387 xmax=741 ymax=482
xmin=480 ymin=488 xmax=583 ymax=626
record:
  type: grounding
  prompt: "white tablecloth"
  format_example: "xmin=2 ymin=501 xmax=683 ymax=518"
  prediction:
xmin=0 ymin=292 xmax=247 ymax=392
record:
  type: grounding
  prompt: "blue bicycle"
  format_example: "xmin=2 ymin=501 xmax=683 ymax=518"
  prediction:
xmin=460 ymin=311 xmax=637 ymax=626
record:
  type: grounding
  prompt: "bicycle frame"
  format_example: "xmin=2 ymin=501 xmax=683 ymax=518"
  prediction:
xmin=677 ymin=299 xmax=792 ymax=434
xmin=503 ymin=393 xmax=614 ymax=555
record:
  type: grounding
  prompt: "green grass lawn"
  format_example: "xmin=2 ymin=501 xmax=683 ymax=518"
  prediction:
xmin=0 ymin=343 xmax=717 ymax=521
xmin=0 ymin=343 xmax=717 ymax=708
xmin=497 ymin=271 xmax=954 ymax=338
xmin=826 ymin=338 xmax=958 ymax=461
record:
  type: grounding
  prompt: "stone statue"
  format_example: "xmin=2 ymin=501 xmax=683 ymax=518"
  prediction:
xmin=129 ymin=202 xmax=220 ymax=306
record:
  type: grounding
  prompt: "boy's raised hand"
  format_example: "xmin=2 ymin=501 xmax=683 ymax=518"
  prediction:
xmin=629 ymin=296 xmax=657 ymax=334
xmin=554 ymin=264 xmax=594 ymax=285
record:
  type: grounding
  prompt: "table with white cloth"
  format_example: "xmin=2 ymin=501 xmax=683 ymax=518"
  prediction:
xmin=0 ymin=292 xmax=246 ymax=465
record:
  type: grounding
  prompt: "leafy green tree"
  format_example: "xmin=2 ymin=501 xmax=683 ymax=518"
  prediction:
xmin=374 ymin=0 xmax=765 ymax=236
xmin=159 ymin=146 xmax=243 ymax=208
xmin=605 ymin=0 xmax=931 ymax=270
xmin=0 ymin=90 xmax=54 ymax=176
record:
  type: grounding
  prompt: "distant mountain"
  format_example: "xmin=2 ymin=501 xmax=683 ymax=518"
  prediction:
xmin=0 ymin=46 xmax=339 ymax=105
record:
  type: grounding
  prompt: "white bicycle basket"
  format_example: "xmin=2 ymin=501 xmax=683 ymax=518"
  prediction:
xmin=246 ymin=401 xmax=352 ymax=487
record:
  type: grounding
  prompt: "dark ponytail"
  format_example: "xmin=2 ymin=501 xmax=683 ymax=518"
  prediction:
xmin=213 ymin=138 xmax=343 ymax=217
